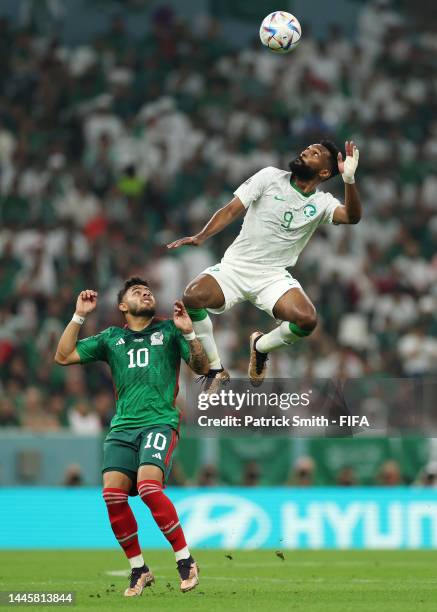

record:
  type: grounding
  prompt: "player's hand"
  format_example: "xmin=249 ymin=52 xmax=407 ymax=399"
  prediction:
xmin=75 ymin=290 xmax=98 ymax=317
xmin=167 ymin=235 xmax=204 ymax=249
xmin=337 ymin=140 xmax=359 ymax=184
xmin=173 ymin=300 xmax=194 ymax=334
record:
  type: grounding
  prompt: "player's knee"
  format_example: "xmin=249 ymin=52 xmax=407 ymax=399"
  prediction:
xmin=293 ymin=307 xmax=317 ymax=332
xmin=102 ymin=487 xmax=128 ymax=511
xmin=183 ymin=283 xmax=208 ymax=309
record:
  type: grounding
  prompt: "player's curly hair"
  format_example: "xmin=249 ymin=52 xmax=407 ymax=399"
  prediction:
xmin=117 ymin=277 xmax=150 ymax=303
xmin=320 ymin=139 xmax=340 ymax=179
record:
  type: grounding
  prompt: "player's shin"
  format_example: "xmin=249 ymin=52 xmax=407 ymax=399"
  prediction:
xmin=256 ymin=321 xmax=312 ymax=353
xmin=102 ymin=488 xmax=145 ymax=568
xmin=186 ymin=307 xmax=222 ymax=369
xmin=138 ymin=479 xmax=199 ymax=591
xmin=138 ymin=480 xmax=190 ymax=558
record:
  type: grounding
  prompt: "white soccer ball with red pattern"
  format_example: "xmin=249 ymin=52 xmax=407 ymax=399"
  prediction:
xmin=259 ymin=11 xmax=302 ymax=54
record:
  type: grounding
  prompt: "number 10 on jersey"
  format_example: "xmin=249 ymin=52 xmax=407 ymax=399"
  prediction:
xmin=127 ymin=348 xmax=149 ymax=368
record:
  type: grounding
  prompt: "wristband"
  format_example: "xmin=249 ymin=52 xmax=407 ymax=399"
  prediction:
xmin=342 ymin=174 xmax=355 ymax=184
xmin=183 ymin=331 xmax=196 ymax=341
xmin=72 ymin=313 xmax=86 ymax=325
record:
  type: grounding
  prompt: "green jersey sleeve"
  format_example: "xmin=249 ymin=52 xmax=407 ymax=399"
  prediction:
xmin=173 ymin=326 xmax=190 ymax=364
xmin=76 ymin=330 xmax=108 ymax=363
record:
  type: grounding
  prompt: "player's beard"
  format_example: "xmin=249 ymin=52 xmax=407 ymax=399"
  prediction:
xmin=129 ymin=305 xmax=156 ymax=318
xmin=288 ymin=156 xmax=319 ymax=181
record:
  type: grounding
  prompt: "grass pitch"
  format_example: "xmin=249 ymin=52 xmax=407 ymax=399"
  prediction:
xmin=1 ymin=550 xmax=436 ymax=611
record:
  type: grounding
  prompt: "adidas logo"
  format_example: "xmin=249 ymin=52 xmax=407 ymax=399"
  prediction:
xmin=152 ymin=452 xmax=162 ymax=460
xmin=115 ymin=338 xmax=125 ymax=346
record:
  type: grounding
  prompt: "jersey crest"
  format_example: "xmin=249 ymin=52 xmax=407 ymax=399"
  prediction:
xmin=303 ymin=203 xmax=317 ymax=218
xmin=150 ymin=331 xmax=164 ymax=346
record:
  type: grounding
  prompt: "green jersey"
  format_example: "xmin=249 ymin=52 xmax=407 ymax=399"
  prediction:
xmin=76 ymin=318 xmax=190 ymax=431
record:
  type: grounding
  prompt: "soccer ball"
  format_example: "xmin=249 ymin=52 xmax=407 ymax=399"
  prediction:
xmin=259 ymin=11 xmax=302 ymax=54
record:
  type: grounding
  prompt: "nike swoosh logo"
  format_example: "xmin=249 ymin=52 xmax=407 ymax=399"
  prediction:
xmin=274 ymin=196 xmax=286 ymax=201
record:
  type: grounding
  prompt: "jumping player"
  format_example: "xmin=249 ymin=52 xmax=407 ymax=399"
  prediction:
xmin=54 ymin=278 xmax=209 ymax=595
xmin=167 ymin=140 xmax=361 ymax=386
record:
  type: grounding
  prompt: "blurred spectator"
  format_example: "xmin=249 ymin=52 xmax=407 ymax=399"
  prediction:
xmin=197 ymin=464 xmax=219 ymax=487
xmin=398 ymin=324 xmax=437 ymax=377
xmin=377 ymin=460 xmax=403 ymax=486
xmin=288 ymin=456 xmax=315 ymax=487
xmin=68 ymin=400 xmax=102 ymax=435
xmin=63 ymin=464 xmax=84 ymax=487
xmin=242 ymin=461 xmax=261 ymax=487
xmin=415 ymin=461 xmax=437 ymax=488
xmin=46 ymin=393 xmax=68 ymax=427
xmin=0 ymin=397 xmax=20 ymax=427
xmin=336 ymin=466 xmax=358 ymax=487
xmin=21 ymin=387 xmax=60 ymax=432
xmin=93 ymin=391 xmax=115 ymax=428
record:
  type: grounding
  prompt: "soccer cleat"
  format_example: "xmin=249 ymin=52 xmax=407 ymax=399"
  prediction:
xmin=177 ymin=557 xmax=199 ymax=593
xmin=248 ymin=331 xmax=269 ymax=386
xmin=197 ymin=368 xmax=230 ymax=395
xmin=124 ymin=565 xmax=155 ymax=597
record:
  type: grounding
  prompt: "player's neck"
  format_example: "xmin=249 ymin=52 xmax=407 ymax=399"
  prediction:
xmin=290 ymin=175 xmax=319 ymax=194
xmin=125 ymin=314 xmax=154 ymax=332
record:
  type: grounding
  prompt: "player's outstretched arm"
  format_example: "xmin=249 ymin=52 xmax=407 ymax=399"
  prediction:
xmin=332 ymin=140 xmax=362 ymax=225
xmin=54 ymin=290 xmax=98 ymax=365
xmin=173 ymin=300 xmax=209 ymax=374
xmin=166 ymin=197 xmax=245 ymax=249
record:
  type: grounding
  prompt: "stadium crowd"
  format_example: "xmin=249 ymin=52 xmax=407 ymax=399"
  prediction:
xmin=59 ymin=454 xmax=437 ymax=488
xmin=0 ymin=0 xmax=436 ymax=442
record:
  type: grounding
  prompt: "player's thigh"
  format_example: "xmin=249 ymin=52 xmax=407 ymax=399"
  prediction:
xmin=183 ymin=273 xmax=225 ymax=309
xmin=138 ymin=426 xmax=178 ymax=484
xmin=102 ymin=428 xmax=139 ymax=487
xmin=187 ymin=263 xmax=247 ymax=314
xmin=272 ymin=286 xmax=317 ymax=326
xmin=251 ymin=271 xmax=303 ymax=319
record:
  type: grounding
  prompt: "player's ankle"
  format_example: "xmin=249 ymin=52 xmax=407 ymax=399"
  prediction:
xmin=254 ymin=334 xmax=266 ymax=353
xmin=176 ymin=555 xmax=195 ymax=580
xmin=177 ymin=555 xmax=194 ymax=565
xmin=175 ymin=547 xmax=191 ymax=562
xmin=129 ymin=554 xmax=146 ymax=570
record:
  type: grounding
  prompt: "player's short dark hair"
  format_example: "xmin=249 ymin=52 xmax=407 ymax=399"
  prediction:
xmin=117 ymin=277 xmax=150 ymax=304
xmin=320 ymin=139 xmax=340 ymax=179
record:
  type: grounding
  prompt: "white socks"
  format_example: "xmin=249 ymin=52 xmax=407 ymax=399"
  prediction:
xmin=129 ymin=553 xmax=145 ymax=569
xmin=175 ymin=546 xmax=191 ymax=562
xmin=192 ymin=315 xmax=222 ymax=370
xmin=256 ymin=322 xmax=301 ymax=354
xmin=129 ymin=547 xmax=191 ymax=568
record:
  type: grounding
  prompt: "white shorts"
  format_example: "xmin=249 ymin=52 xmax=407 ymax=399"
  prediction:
xmin=201 ymin=261 xmax=302 ymax=319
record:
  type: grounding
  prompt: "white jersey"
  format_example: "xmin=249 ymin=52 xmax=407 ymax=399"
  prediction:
xmin=223 ymin=166 xmax=341 ymax=269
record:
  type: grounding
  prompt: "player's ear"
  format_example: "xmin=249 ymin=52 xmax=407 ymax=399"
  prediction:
xmin=118 ymin=302 xmax=128 ymax=314
xmin=319 ymin=168 xmax=330 ymax=180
